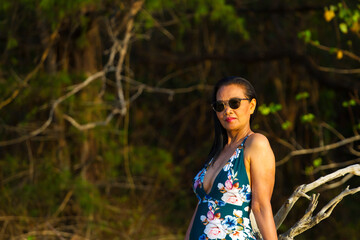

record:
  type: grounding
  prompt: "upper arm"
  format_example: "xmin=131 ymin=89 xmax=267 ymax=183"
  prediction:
xmin=247 ymin=134 xmax=275 ymax=204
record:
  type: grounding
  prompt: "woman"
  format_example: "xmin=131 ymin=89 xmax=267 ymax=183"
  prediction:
xmin=185 ymin=77 xmax=277 ymax=240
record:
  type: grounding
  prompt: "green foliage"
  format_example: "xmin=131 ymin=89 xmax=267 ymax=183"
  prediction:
xmin=305 ymin=166 xmax=313 ymax=175
xmin=298 ymin=29 xmax=312 ymax=43
xmin=0 ymin=1 xmax=11 ymax=11
xmin=281 ymin=120 xmax=292 ymax=130
xmin=0 ymin=158 xmax=72 ymax=216
xmin=141 ymin=0 xmax=248 ymax=39
xmin=6 ymin=36 xmax=18 ymax=50
xmin=74 ymin=176 xmax=103 ymax=215
xmin=130 ymin=145 xmax=176 ymax=187
xmin=258 ymin=103 xmax=282 ymax=115
xmin=342 ymin=99 xmax=357 ymax=107
xmin=313 ymin=158 xmax=322 ymax=167
xmin=339 ymin=22 xmax=348 ymax=33
xmin=103 ymin=140 xmax=124 ymax=178
xmin=145 ymin=0 xmax=175 ymax=11
xmin=295 ymin=92 xmax=310 ymax=101
xmin=38 ymin=0 xmax=100 ymax=27
xmin=301 ymin=113 xmax=315 ymax=123
xmin=324 ymin=2 xmax=360 ymax=34
xmin=305 ymin=158 xmax=322 ymax=175
xmin=1 ymin=154 xmax=25 ymax=176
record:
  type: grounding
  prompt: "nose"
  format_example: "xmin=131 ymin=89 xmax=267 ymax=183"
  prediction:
xmin=223 ymin=103 xmax=232 ymax=113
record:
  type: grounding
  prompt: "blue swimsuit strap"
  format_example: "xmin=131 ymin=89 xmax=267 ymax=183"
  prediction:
xmin=240 ymin=133 xmax=252 ymax=147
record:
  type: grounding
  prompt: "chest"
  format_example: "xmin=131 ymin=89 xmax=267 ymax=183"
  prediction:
xmin=202 ymin=148 xmax=241 ymax=194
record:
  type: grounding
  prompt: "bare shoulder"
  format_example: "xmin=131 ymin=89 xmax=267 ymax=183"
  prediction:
xmin=244 ymin=133 xmax=275 ymax=164
xmin=245 ymin=133 xmax=272 ymax=150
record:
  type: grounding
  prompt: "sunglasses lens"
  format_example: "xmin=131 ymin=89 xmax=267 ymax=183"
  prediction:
xmin=213 ymin=102 xmax=224 ymax=112
xmin=229 ymin=99 xmax=241 ymax=109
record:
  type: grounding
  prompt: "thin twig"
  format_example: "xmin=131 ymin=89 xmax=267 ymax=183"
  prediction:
xmin=276 ymin=135 xmax=360 ymax=166
xmin=0 ymin=28 xmax=60 ymax=110
xmin=0 ymin=71 xmax=105 ymax=147
xmin=309 ymin=40 xmax=360 ymax=62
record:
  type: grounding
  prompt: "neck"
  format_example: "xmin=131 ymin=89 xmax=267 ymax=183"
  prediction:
xmin=226 ymin=127 xmax=252 ymax=146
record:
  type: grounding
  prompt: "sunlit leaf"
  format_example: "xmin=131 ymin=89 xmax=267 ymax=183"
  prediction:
xmin=301 ymin=113 xmax=315 ymax=123
xmin=339 ymin=22 xmax=348 ymax=33
xmin=295 ymin=92 xmax=309 ymax=100
xmin=281 ymin=121 xmax=292 ymax=130
xmin=313 ymin=158 xmax=322 ymax=167
xmin=336 ymin=50 xmax=343 ymax=59
xmin=324 ymin=9 xmax=335 ymax=22
xmin=258 ymin=104 xmax=271 ymax=115
xmin=298 ymin=30 xmax=312 ymax=42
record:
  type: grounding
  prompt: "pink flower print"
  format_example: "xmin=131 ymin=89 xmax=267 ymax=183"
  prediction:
xmin=204 ymin=218 xmax=226 ymax=239
xmin=225 ymin=194 xmax=240 ymax=205
xmin=207 ymin=210 xmax=214 ymax=220
xmin=194 ymin=179 xmax=201 ymax=189
xmin=225 ymin=180 xmax=233 ymax=190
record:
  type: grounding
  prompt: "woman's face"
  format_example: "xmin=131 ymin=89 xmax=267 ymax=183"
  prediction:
xmin=215 ymin=84 xmax=256 ymax=132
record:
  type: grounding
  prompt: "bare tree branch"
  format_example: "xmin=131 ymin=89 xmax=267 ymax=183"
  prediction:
xmin=320 ymin=122 xmax=360 ymax=157
xmin=0 ymin=28 xmax=59 ymax=110
xmin=276 ymin=135 xmax=360 ymax=166
xmin=274 ymin=164 xmax=360 ymax=229
xmin=316 ymin=66 xmax=360 ymax=74
xmin=62 ymin=108 xmax=122 ymax=131
xmin=114 ymin=0 xmax=144 ymax=116
xmin=309 ymin=40 xmax=360 ymax=62
xmin=312 ymin=157 xmax=360 ymax=174
xmin=0 ymin=71 xmax=105 ymax=147
xmin=0 ymin=69 xmax=211 ymax=146
xmin=278 ymin=186 xmax=360 ymax=240
xmin=52 ymin=190 xmax=74 ymax=218
xmin=142 ymin=9 xmax=175 ymax=40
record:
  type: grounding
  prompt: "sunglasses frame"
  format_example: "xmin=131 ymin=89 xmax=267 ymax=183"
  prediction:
xmin=211 ymin=97 xmax=251 ymax=112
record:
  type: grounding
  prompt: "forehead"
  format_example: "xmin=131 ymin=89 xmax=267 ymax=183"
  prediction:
xmin=216 ymin=84 xmax=246 ymax=100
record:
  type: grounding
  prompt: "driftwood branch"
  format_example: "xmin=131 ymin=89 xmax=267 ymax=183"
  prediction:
xmin=274 ymin=164 xmax=360 ymax=238
xmin=278 ymin=186 xmax=360 ymax=240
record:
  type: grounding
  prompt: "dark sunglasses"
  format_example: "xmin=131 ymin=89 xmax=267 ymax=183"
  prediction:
xmin=211 ymin=97 xmax=251 ymax=112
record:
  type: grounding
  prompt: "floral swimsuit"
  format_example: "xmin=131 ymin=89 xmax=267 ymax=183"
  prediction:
xmin=190 ymin=135 xmax=256 ymax=240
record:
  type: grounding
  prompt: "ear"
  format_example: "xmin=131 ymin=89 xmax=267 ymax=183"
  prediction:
xmin=249 ymin=98 xmax=256 ymax=114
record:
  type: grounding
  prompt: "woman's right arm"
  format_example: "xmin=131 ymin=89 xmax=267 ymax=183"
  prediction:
xmin=185 ymin=203 xmax=199 ymax=240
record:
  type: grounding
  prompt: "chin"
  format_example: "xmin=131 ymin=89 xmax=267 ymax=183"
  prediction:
xmin=222 ymin=123 xmax=239 ymax=130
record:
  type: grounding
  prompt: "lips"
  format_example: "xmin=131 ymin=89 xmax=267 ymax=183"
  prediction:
xmin=225 ymin=117 xmax=236 ymax=123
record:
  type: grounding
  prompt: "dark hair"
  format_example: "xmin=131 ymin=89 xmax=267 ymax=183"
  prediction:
xmin=207 ymin=76 xmax=258 ymax=163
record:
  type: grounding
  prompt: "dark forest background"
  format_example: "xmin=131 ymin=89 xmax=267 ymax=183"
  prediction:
xmin=0 ymin=0 xmax=360 ymax=239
